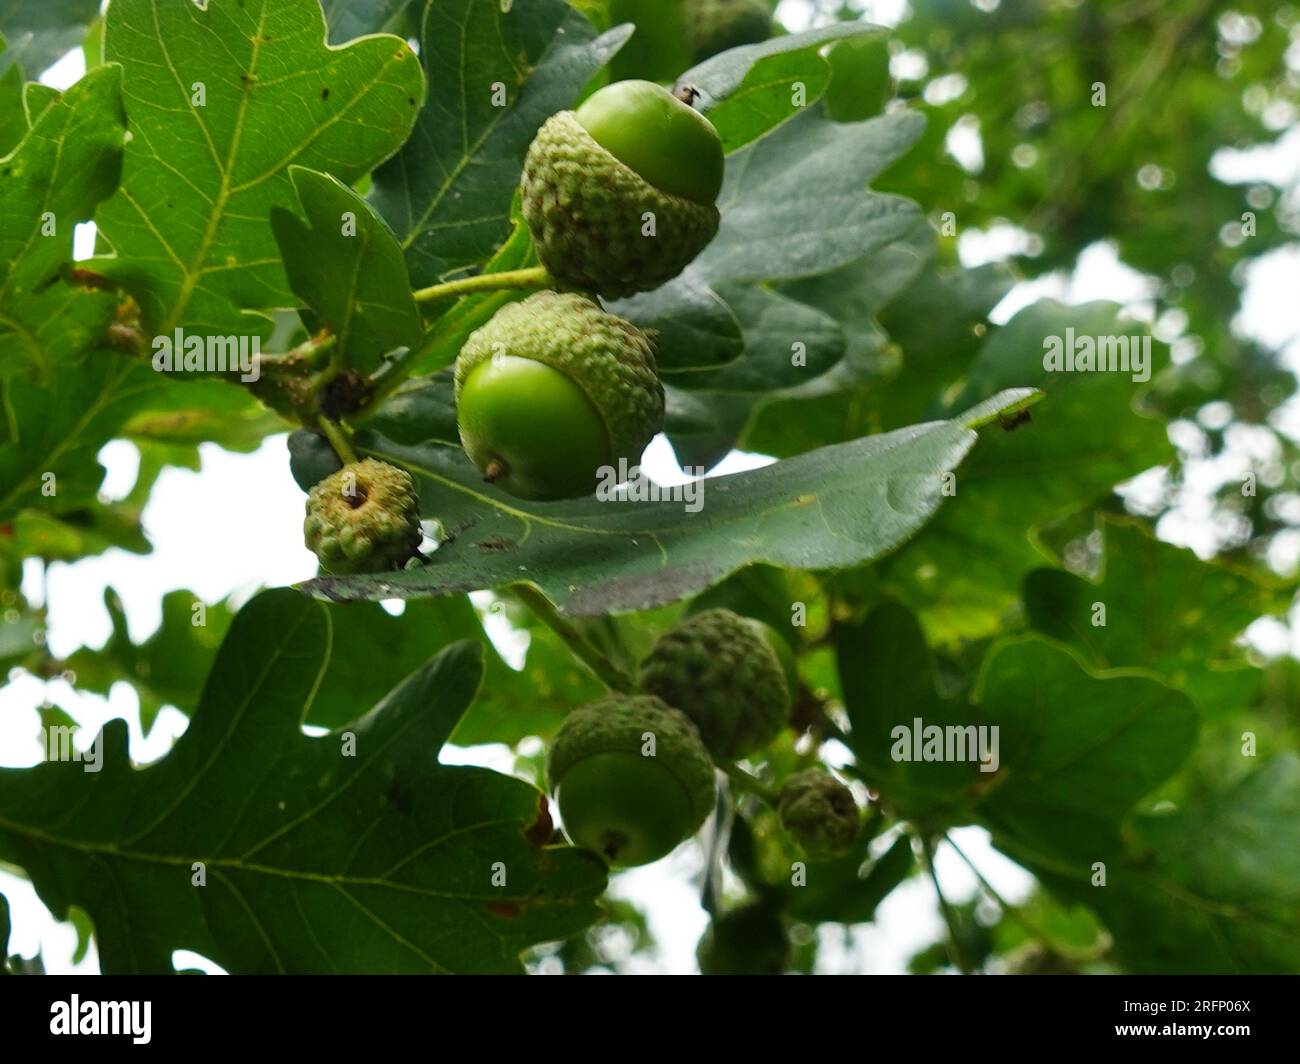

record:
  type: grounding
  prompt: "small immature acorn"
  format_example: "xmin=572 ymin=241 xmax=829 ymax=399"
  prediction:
xmin=638 ymin=608 xmax=794 ymax=760
xmin=697 ymin=902 xmax=788 ymax=975
xmin=303 ymin=458 xmax=422 ymax=574
xmin=777 ymin=769 xmax=860 ymax=860
xmin=685 ymin=0 xmax=773 ymax=62
xmin=521 ymin=79 xmax=725 ymax=298
xmin=454 ymin=291 xmax=664 ymax=501
xmin=547 ymin=694 xmax=717 ymax=867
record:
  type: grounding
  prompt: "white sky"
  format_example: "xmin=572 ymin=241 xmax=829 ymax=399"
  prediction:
xmin=4 ymin=2 xmax=1299 ymax=975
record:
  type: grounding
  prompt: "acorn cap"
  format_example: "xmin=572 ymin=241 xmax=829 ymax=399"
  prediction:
xmin=777 ymin=769 xmax=860 ymax=860
xmin=547 ymin=694 xmax=717 ymax=836
xmin=639 ymin=607 xmax=792 ymax=760
xmin=454 ymin=291 xmax=664 ymax=471
xmin=521 ymin=111 xmax=720 ymax=299
xmin=303 ymin=458 xmax=422 ymax=574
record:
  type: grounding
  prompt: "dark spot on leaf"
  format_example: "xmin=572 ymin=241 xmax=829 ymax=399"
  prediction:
xmin=437 ymin=519 xmax=474 ymax=547
xmin=321 ymin=87 xmax=330 ymax=100
xmin=475 ymin=537 xmax=513 ymax=553
xmin=486 ymin=900 xmax=521 ymax=918
xmin=386 ymin=780 xmax=413 ymax=815
xmin=998 ymin=409 xmax=1032 ymax=432
xmin=408 ymin=98 xmax=416 ymax=107
xmin=524 ymin=794 xmax=553 ymax=848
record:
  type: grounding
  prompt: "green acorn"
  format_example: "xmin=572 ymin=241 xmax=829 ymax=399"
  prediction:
xmin=303 ymin=458 xmax=422 ymax=574
xmin=777 ymin=769 xmax=860 ymax=860
xmin=548 ymin=694 xmax=717 ymax=867
xmin=685 ymin=0 xmax=773 ymax=61
xmin=638 ymin=608 xmax=794 ymax=760
xmin=521 ymin=80 xmax=724 ymax=298
xmin=453 ymin=291 xmax=664 ymax=501
xmin=697 ymin=902 xmax=788 ymax=975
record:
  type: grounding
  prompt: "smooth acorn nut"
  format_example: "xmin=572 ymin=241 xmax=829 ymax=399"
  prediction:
xmin=547 ymin=694 xmax=717 ymax=867
xmin=685 ymin=0 xmax=773 ymax=61
xmin=639 ymin=608 xmax=793 ymax=760
xmin=777 ymin=769 xmax=860 ymax=860
xmin=521 ymin=80 xmax=724 ymax=298
xmin=453 ymin=291 xmax=664 ymax=501
xmin=303 ymin=458 xmax=422 ymax=574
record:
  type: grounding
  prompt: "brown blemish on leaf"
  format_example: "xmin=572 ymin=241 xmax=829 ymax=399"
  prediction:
xmin=998 ymin=409 xmax=1032 ymax=432
xmin=524 ymin=794 xmax=553 ymax=848
xmin=474 ymin=537 xmax=514 ymax=553
xmin=486 ymin=900 xmax=521 ymax=918
xmin=69 ymin=267 xmax=114 ymax=290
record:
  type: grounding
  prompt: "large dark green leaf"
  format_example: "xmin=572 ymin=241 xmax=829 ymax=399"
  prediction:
xmin=1028 ymin=756 xmax=1300 ymax=974
xmin=973 ymin=638 xmax=1198 ymax=862
xmin=696 ymin=105 xmax=923 ymax=285
xmin=1024 ymin=516 xmax=1275 ymax=712
xmin=0 ymin=588 xmax=606 ymax=973
xmin=303 ymin=389 xmax=1038 ymax=615
xmin=0 ymin=63 xmax=125 ymax=380
xmin=837 ymin=603 xmax=1198 ymax=856
xmin=94 ymin=0 xmax=425 ymax=335
xmin=369 ymin=0 xmax=629 ymax=287
xmin=617 ymin=105 xmax=926 ymax=456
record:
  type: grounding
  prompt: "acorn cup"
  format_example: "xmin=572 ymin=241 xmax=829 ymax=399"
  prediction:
xmin=453 ymin=291 xmax=664 ymax=501
xmin=777 ymin=769 xmax=861 ymax=860
xmin=547 ymin=694 xmax=718 ymax=867
xmin=303 ymin=458 xmax=422 ymax=574
xmin=638 ymin=608 xmax=795 ymax=760
xmin=521 ymin=79 xmax=725 ymax=299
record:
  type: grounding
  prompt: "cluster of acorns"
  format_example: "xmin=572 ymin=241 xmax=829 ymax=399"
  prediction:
xmin=301 ymin=51 xmax=857 ymax=868
xmin=303 ymin=77 xmax=730 ymax=569
xmin=550 ymin=608 xmax=860 ymax=867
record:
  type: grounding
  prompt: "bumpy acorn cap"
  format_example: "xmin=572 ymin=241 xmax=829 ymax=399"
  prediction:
xmin=547 ymin=694 xmax=717 ymax=836
xmin=521 ymin=111 xmax=720 ymax=299
xmin=454 ymin=291 xmax=665 ymax=469
xmin=639 ymin=608 xmax=791 ymax=760
xmin=686 ymin=0 xmax=773 ymax=61
xmin=303 ymin=458 xmax=422 ymax=574
xmin=777 ymin=769 xmax=860 ymax=860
